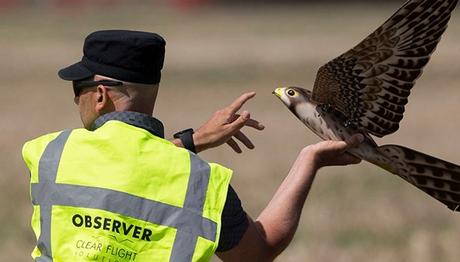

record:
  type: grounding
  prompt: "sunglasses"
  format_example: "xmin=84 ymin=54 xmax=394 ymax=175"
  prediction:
xmin=72 ymin=80 xmax=124 ymax=97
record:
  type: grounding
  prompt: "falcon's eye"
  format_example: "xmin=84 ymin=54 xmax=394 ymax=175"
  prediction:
xmin=287 ymin=89 xmax=296 ymax=96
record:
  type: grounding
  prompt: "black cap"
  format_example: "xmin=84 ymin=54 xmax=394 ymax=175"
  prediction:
xmin=58 ymin=30 xmax=166 ymax=84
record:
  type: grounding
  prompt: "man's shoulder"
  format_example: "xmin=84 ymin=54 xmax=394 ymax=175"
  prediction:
xmin=23 ymin=130 xmax=68 ymax=151
xmin=22 ymin=129 xmax=72 ymax=171
xmin=23 ymin=127 xmax=87 ymax=150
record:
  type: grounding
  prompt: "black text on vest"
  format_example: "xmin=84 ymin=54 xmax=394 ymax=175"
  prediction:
xmin=72 ymin=214 xmax=153 ymax=242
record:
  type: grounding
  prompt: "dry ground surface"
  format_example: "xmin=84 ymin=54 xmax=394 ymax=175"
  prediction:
xmin=1 ymin=2 xmax=460 ymax=261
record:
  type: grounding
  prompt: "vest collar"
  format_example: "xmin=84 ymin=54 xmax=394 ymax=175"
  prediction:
xmin=91 ymin=111 xmax=165 ymax=138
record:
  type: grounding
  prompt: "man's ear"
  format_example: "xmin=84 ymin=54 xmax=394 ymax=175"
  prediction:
xmin=95 ymin=85 xmax=111 ymax=113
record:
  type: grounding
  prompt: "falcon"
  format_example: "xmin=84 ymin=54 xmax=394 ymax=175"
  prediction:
xmin=274 ymin=0 xmax=460 ymax=211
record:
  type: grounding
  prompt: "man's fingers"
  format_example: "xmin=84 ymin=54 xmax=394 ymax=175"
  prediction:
xmin=316 ymin=133 xmax=364 ymax=154
xmin=332 ymin=134 xmax=364 ymax=154
xmin=244 ymin=118 xmax=265 ymax=130
xmin=229 ymin=111 xmax=250 ymax=129
xmin=327 ymin=153 xmax=362 ymax=166
xmin=234 ymin=131 xmax=255 ymax=149
xmin=226 ymin=138 xmax=242 ymax=153
xmin=342 ymin=153 xmax=362 ymax=165
xmin=227 ymin=92 xmax=256 ymax=114
xmin=345 ymin=133 xmax=365 ymax=148
xmin=227 ymin=115 xmax=264 ymax=130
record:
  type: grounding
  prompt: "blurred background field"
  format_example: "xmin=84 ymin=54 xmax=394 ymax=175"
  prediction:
xmin=1 ymin=0 xmax=460 ymax=261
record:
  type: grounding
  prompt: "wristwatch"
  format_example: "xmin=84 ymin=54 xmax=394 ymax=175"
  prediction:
xmin=173 ymin=128 xmax=196 ymax=153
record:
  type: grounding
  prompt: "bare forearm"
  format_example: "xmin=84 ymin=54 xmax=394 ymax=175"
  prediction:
xmin=256 ymin=148 xmax=318 ymax=257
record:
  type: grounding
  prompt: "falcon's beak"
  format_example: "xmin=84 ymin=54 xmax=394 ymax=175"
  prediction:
xmin=273 ymin=87 xmax=284 ymax=98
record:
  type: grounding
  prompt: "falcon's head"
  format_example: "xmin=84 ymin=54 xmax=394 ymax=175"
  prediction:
xmin=273 ymin=87 xmax=314 ymax=111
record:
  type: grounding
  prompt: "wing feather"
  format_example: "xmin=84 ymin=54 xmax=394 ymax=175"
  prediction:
xmin=312 ymin=0 xmax=458 ymax=137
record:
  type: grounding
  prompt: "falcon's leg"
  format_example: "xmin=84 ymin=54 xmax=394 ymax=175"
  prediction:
xmin=344 ymin=119 xmax=353 ymax=128
xmin=319 ymin=104 xmax=332 ymax=116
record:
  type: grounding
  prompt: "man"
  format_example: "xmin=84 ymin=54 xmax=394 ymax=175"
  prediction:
xmin=23 ymin=30 xmax=363 ymax=261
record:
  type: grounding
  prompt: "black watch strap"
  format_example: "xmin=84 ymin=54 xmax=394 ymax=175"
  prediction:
xmin=173 ymin=128 xmax=196 ymax=153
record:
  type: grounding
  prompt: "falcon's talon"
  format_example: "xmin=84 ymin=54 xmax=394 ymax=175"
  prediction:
xmin=319 ymin=104 xmax=332 ymax=116
xmin=344 ymin=119 xmax=353 ymax=128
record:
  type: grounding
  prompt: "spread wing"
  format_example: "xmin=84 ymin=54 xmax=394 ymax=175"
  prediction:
xmin=312 ymin=0 xmax=458 ymax=137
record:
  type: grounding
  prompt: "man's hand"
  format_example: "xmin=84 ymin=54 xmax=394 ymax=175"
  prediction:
xmin=192 ymin=92 xmax=265 ymax=153
xmin=303 ymin=133 xmax=364 ymax=170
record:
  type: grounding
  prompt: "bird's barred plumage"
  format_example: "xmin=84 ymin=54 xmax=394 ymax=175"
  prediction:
xmin=274 ymin=0 xmax=460 ymax=212
xmin=378 ymin=145 xmax=460 ymax=211
xmin=313 ymin=0 xmax=458 ymax=137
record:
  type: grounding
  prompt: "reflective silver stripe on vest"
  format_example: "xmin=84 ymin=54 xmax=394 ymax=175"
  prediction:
xmin=170 ymin=154 xmax=211 ymax=261
xmin=31 ymin=130 xmax=216 ymax=262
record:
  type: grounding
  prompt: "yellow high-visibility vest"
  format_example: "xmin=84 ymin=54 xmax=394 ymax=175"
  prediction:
xmin=22 ymin=120 xmax=232 ymax=262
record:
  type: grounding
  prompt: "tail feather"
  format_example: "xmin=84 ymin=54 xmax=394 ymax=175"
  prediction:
xmin=376 ymin=144 xmax=460 ymax=212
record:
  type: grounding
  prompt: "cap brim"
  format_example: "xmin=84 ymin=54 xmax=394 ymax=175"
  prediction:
xmin=58 ymin=62 xmax=94 ymax=81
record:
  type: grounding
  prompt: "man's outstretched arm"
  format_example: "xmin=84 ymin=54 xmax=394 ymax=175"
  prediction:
xmin=217 ymin=134 xmax=364 ymax=261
